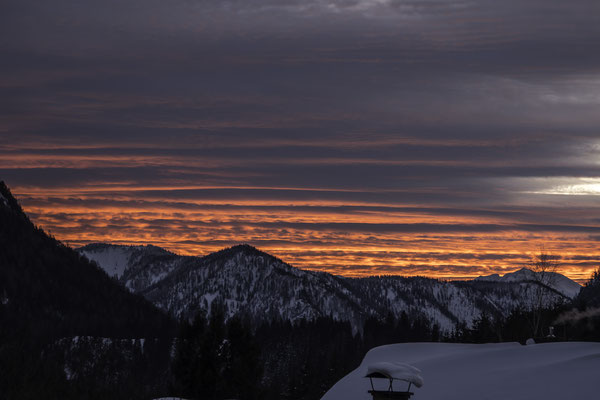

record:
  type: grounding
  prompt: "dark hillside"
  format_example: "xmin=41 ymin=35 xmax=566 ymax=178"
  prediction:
xmin=0 ymin=181 xmax=175 ymax=399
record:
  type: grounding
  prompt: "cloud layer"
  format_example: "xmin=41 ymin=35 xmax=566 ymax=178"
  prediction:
xmin=2 ymin=0 xmax=600 ymax=281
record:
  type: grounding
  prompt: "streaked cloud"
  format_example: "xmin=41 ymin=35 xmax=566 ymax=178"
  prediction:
xmin=2 ymin=0 xmax=600 ymax=282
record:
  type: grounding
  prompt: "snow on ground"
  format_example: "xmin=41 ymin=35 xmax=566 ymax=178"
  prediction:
xmin=152 ymin=398 xmax=188 ymax=400
xmin=81 ymin=246 xmax=133 ymax=279
xmin=322 ymin=341 xmax=600 ymax=400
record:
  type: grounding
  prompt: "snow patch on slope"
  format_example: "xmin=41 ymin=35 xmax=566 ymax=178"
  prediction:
xmin=81 ymin=246 xmax=134 ymax=279
xmin=78 ymin=243 xmax=180 ymax=292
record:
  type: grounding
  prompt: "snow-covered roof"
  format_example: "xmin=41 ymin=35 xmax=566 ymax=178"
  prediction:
xmin=324 ymin=342 xmax=600 ymax=400
xmin=365 ymin=362 xmax=424 ymax=388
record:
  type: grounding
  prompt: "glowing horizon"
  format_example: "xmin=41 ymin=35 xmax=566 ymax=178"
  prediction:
xmin=10 ymin=179 xmax=599 ymax=284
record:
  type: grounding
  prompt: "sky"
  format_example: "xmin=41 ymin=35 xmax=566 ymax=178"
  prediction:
xmin=2 ymin=0 xmax=600 ymax=282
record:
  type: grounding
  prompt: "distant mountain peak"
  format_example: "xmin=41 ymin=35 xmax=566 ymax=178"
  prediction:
xmin=204 ymin=243 xmax=284 ymax=265
xmin=222 ymin=243 xmax=266 ymax=255
xmin=475 ymin=267 xmax=581 ymax=298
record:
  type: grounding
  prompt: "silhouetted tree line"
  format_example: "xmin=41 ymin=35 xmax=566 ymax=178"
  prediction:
xmin=557 ymin=267 xmax=600 ymax=341
xmin=170 ymin=306 xmax=263 ymax=400
xmin=448 ymin=267 xmax=600 ymax=344
xmin=169 ymin=307 xmax=443 ymax=400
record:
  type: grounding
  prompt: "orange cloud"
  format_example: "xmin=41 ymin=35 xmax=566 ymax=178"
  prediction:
xmin=14 ymin=187 xmax=599 ymax=284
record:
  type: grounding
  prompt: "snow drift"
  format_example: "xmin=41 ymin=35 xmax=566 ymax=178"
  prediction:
xmin=322 ymin=342 xmax=600 ymax=400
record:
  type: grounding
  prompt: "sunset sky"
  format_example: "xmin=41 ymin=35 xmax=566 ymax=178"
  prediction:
xmin=2 ymin=0 xmax=600 ymax=282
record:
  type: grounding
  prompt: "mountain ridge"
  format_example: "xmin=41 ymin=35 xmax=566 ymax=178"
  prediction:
xmin=79 ymin=242 xmax=578 ymax=332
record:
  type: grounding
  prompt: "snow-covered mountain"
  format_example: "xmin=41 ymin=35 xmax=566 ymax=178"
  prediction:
xmin=79 ymin=243 xmax=576 ymax=332
xmin=475 ymin=267 xmax=581 ymax=298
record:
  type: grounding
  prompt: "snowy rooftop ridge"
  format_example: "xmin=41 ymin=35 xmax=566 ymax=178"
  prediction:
xmin=365 ymin=362 xmax=424 ymax=388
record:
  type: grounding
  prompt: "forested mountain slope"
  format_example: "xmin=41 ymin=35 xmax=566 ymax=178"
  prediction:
xmin=81 ymin=242 xmax=575 ymax=332
xmin=0 ymin=182 xmax=174 ymax=399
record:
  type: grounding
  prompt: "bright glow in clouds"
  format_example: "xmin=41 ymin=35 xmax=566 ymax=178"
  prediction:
xmin=526 ymin=178 xmax=600 ymax=195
